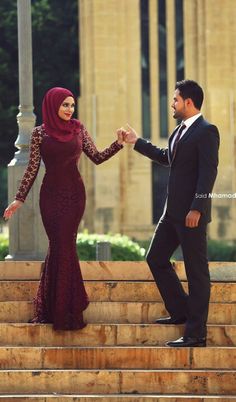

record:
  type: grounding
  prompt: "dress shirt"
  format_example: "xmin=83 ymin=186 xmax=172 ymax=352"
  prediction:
xmin=170 ymin=113 xmax=202 ymax=152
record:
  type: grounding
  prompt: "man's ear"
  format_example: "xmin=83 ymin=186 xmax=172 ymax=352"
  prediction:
xmin=186 ymin=98 xmax=194 ymax=108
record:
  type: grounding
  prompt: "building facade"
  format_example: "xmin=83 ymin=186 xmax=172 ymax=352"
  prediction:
xmin=78 ymin=0 xmax=236 ymax=241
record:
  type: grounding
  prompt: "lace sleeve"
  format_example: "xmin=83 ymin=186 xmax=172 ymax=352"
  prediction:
xmin=81 ymin=125 xmax=123 ymax=165
xmin=15 ymin=127 xmax=42 ymax=202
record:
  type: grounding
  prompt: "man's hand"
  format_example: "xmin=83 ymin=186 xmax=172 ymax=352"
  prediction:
xmin=124 ymin=124 xmax=139 ymax=144
xmin=185 ymin=210 xmax=201 ymax=228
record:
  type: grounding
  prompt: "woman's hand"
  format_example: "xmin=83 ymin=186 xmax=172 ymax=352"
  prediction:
xmin=116 ymin=127 xmax=126 ymax=145
xmin=117 ymin=124 xmax=139 ymax=145
xmin=3 ymin=200 xmax=23 ymax=220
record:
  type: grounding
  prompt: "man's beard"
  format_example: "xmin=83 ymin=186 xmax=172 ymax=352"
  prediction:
xmin=173 ymin=110 xmax=179 ymax=119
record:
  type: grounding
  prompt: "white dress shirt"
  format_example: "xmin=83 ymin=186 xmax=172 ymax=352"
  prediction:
xmin=170 ymin=113 xmax=202 ymax=152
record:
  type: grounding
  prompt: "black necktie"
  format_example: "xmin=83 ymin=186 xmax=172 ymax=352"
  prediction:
xmin=171 ymin=124 xmax=186 ymax=160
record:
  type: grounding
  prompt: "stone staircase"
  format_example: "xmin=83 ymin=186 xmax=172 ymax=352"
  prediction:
xmin=0 ymin=260 xmax=235 ymax=401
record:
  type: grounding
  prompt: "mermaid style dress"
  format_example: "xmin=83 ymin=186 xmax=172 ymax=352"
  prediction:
xmin=15 ymin=124 xmax=123 ymax=330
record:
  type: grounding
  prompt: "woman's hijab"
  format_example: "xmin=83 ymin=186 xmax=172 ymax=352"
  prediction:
xmin=42 ymin=87 xmax=80 ymax=142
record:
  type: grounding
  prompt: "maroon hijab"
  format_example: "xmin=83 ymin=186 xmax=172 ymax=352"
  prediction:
xmin=42 ymin=87 xmax=80 ymax=142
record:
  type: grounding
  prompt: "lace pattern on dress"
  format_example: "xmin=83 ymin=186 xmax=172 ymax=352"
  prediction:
xmin=15 ymin=125 xmax=123 ymax=202
xmin=15 ymin=123 xmax=123 ymax=330
xmin=81 ymin=124 xmax=123 ymax=164
xmin=15 ymin=126 xmax=44 ymax=202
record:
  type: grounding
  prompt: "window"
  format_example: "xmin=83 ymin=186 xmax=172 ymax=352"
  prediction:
xmin=158 ymin=0 xmax=168 ymax=138
xmin=140 ymin=0 xmax=151 ymax=139
xmin=175 ymin=0 xmax=184 ymax=81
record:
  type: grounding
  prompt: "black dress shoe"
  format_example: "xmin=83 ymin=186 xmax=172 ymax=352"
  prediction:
xmin=166 ymin=336 xmax=206 ymax=347
xmin=155 ymin=316 xmax=186 ymax=325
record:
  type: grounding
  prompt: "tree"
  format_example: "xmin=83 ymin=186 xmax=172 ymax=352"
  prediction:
xmin=31 ymin=0 xmax=79 ymax=124
xmin=0 ymin=0 xmax=79 ymax=215
xmin=0 ymin=0 xmax=18 ymax=166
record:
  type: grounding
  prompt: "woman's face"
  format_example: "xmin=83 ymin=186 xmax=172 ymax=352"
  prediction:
xmin=58 ymin=96 xmax=75 ymax=121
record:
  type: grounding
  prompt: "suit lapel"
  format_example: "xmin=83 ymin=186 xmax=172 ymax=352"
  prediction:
xmin=168 ymin=125 xmax=179 ymax=162
xmin=169 ymin=116 xmax=203 ymax=163
xmin=178 ymin=115 xmax=203 ymax=144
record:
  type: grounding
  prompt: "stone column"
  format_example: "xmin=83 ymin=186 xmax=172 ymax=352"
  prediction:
xmin=184 ymin=0 xmax=236 ymax=241
xmin=78 ymin=0 xmax=152 ymax=239
xmin=5 ymin=0 xmax=47 ymax=260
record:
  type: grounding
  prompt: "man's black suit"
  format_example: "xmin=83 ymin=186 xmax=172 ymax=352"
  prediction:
xmin=134 ymin=116 xmax=220 ymax=338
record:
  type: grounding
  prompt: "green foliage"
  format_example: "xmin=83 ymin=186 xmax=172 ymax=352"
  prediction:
xmin=2 ymin=231 xmax=236 ymax=262
xmin=0 ymin=232 xmax=146 ymax=261
xmin=136 ymin=238 xmax=236 ymax=262
xmin=31 ymin=0 xmax=79 ymax=124
xmin=77 ymin=232 xmax=146 ymax=261
xmin=0 ymin=0 xmax=18 ymax=165
xmin=134 ymin=238 xmax=151 ymax=255
xmin=207 ymin=239 xmax=236 ymax=262
xmin=0 ymin=233 xmax=8 ymax=260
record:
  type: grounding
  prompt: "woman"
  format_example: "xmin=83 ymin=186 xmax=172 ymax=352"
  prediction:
xmin=4 ymin=87 xmax=124 ymax=330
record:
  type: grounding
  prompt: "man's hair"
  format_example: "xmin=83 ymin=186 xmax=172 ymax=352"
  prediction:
xmin=175 ymin=80 xmax=204 ymax=110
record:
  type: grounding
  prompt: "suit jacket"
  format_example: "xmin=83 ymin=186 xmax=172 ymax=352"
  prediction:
xmin=134 ymin=116 xmax=220 ymax=223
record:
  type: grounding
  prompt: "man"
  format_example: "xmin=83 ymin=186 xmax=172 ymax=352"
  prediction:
xmin=122 ymin=80 xmax=220 ymax=347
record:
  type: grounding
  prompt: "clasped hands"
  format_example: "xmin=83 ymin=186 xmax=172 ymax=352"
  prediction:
xmin=116 ymin=124 xmax=138 ymax=145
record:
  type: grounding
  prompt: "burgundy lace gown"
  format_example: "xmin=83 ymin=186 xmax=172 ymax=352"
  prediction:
xmin=15 ymin=124 xmax=123 ymax=330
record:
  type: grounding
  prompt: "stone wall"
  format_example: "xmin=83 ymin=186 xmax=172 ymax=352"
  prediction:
xmin=78 ymin=0 xmax=236 ymax=241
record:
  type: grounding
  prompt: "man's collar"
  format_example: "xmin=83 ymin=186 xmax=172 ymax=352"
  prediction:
xmin=183 ymin=113 xmax=202 ymax=128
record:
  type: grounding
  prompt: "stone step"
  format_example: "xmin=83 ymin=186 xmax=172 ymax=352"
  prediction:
xmin=0 ymin=281 xmax=235 ymax=303
xmin=0 ymin=369 xmax=235 ymax=395
xmin=0 ymin=261 xmax=235 ymax=282
xmin=0 ymin=396 xmax=236 ymax=402
xmin=0 ymin=323 xmax=235 ymax=347
xmin=0 ymin=301 xmax=235 ymax=325
xmin=0 ymin=346 xmax=235 ymax=370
